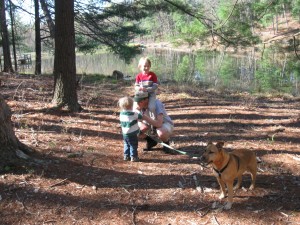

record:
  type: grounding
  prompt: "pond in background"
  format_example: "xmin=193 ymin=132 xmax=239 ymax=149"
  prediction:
xmin=19 ymin=48 xmax=300 ymax=96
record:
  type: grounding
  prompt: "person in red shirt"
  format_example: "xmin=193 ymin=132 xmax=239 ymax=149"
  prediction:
xmin=134 ymin=57 xmax=158 ymax=119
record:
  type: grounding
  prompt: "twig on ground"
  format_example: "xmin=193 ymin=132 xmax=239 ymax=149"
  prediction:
xmin=212 ymin=215 xmax=220 ymax=225
xmin=132 ymin=206 xmax=137 ymax=225
xmin=197 ymin=206 xmax=211 ymax=218
xmin=193 ymin=175 xmax=203 ymax=192
xmin=43 ymin=220 xmax=57 ymax=224
xmin=49 ymin=178 xmax=68 ymax=188
xmin=13 ymin=80 xmax=25 ymax=100
xmin=280 ymin=211 xmax=289 ymax=217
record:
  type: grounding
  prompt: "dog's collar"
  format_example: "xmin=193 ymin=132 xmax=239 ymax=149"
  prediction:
xmin=213 ymin=158 xmax=230 ymax=178
xmin=213 ymin=155 xmax=240 ymax=178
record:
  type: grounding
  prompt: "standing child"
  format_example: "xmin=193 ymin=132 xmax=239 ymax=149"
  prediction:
xmin=135 ymin=57 xmax=159 ymax=119
xmin=118 ymin=96 xmax=145 ymax=162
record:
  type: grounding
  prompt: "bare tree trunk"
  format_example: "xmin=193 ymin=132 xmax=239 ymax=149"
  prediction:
xmin=40 ymin=0 xmax=55 ymax=38
xmin=282 ymin=4 xmax=288 ymax=28
xmin=272 ymin=16 xmax=275 ymax=34
xmin=52 ymin=0 xmax=82 ymax=112
xmin=35 ymin=0 xmax=41 ymax=75
xmin=0 ymin=0 xmax=14 ymax=73
xmin=8 ymin=0 xmax=17 ymax=71
xmin=275 ymin=14 xmax=278 ymax=33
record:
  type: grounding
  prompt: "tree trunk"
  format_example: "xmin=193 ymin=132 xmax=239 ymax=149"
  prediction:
xmin=40 ymin=0 xmax=55 ymax=39
xmin=52 ymin=0 xmax=82 ymax=112
xmin=0 ymin=0 xmax=14 ymax=73
xmin=8 ymin=0 xmax=17 ymax=71
xmin=35 ymin=0 xmax=42 ymax=75
xmin=0 ymin=95 xmax=31 ymax=169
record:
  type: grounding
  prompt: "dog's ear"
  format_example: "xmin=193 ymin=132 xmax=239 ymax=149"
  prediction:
xmin=216 ymin=141 xmax=224 ymax=150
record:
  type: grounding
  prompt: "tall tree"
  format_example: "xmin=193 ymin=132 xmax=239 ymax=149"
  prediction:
xmin=34 ymin=0 xmax=41 ymax=75
xmin=0 ymin=95 xmax=32 ymax=170
xmin=52 ymin=0 xmax=81 ymax=111
xmin=0 ymin=0 xmax=13 ymax=72
xmin=40 ymin=0 xmax=55 ymax=38
xmin=8 ymin=0 xmax=17 ymax=71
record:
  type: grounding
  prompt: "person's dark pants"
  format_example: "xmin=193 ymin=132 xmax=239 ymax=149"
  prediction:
xmin=123 ymin=136 xmax=138 ymax=158
xmin=144 ymin=136 xmax=157 ymax=151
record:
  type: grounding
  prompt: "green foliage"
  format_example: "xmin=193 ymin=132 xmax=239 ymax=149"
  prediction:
xmin=251 ymin=1 xmax=270 ymax=27
xmin=172 ymin=12 xmax=206 ymax=45
xmin=217 ymin=0 xmax=231 ymax=20
xmin=254 ymin=52 xmax=295 ymax=94
xmin=75 ymin=35 xmax=99 ymax=54
xmin=290 ymin=61 xmax=300 ymax=78
xmin=174 ymin=55 xmax=191 ymax=82
xmin=139 ymin=17 xmax=158 ymax=36
xmin=74 ymin=1 xmax=156 ymax=62
xmin=218 ymin=57 xmax=238 ymax=87
xmin=8 ymin=0 xmax=300 ymax=64
xmin=216 ymin=1 xmax=260 ymax=46
xmin=292 ymin=0 xmax=300 ymax=20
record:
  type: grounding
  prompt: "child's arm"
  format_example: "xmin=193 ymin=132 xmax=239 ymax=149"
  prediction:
xmin=135 ymin=74 xmax=147 ymax=92
xmin=146 ymin=72 xmax=159 ymax=93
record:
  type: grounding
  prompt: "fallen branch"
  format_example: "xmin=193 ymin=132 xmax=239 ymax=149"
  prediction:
xmin=212 ymin=215 xmax=220 ymax=225
xmin=193 ymin=175 xmax=203 ymax=192
xmin=132 ymin=206 xmax=137 ymax=225
xmin=49 ymin=178 xmax=68 ymax=188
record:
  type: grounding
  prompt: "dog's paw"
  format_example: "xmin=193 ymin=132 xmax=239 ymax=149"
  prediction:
xmin=233 ymin=185 xmax=240 ymax=191
xmin=218 ymin=193 xmax=225 ymax=199
xmin=223 ymin=202 xmax=232 ymax=210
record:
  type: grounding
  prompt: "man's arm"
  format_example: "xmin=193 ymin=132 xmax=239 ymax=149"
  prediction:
xmin=143 ymin=113 xmax=163 ymax=128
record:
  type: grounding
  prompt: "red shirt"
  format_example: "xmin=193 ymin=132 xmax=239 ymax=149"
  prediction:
xmin=135 ymin=71 xmax=158 ymax=88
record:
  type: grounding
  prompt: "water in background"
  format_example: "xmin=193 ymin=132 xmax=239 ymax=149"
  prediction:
xmin=19 ymin=48 xmax=300 ymax=96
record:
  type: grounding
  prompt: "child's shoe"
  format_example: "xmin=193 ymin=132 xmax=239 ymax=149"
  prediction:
xmin=124 ymin=155 xmax=130 ymax=161
xmin=131 ymin=157 xmax=139 ymax=162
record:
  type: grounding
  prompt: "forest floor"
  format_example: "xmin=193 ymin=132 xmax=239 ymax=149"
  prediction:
xmin=0 ymin=75 xmax=300 ymax=224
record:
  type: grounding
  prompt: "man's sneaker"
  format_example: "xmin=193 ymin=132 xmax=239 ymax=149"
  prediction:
xmin=124 ymin=156 xmax=130 ymax=161
xmin=131 ymin=157 xmax=139 ymax=162
xmin=143 ymin=136 xmax=157 ymax=151
xmin=151 ymin=126 xmax=157 ymax=135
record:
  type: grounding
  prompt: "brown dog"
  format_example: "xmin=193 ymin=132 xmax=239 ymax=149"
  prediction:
xmin=201 ymin=141 xmax=257 ymax=209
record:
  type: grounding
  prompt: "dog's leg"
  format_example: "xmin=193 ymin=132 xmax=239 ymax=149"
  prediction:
xmin=224 ymin=181 xmax=234 ymax=210
xmin=249 ymin=168 xmax=257 ymax=190
xmin=233 ymin=176 xmax=242 ymax=190
xmin=217 ymin=177 xmax=226 ymax=199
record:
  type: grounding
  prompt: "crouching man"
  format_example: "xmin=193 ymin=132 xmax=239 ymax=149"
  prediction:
xmin=133 ymin=91 xmax=174 ymax=153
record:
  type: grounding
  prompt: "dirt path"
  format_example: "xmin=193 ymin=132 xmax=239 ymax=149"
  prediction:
xmin=0 ymin=76 xmax=300 ymax=224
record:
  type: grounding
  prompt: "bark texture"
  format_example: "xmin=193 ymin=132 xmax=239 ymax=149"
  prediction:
xmin=0 ymin=95 xmax=31 ymax=169
xmin=52 ymin=0 xmax=81 ymax=112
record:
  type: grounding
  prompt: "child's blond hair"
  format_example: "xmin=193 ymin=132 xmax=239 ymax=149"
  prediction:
xmin=118 ymin=96 xmax=133 ymax=111
xmin=138 ymin=57 xmax=151 ymax=69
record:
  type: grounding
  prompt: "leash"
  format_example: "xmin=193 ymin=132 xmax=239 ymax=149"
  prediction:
xmin=144 ymin=132 xmax=206 ymax=160
xmin=148 ymin=134 xmax=192 ymax=156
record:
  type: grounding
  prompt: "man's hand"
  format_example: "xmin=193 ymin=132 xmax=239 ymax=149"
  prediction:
xmin=143 ymin=113 xmax=163 ymax=128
